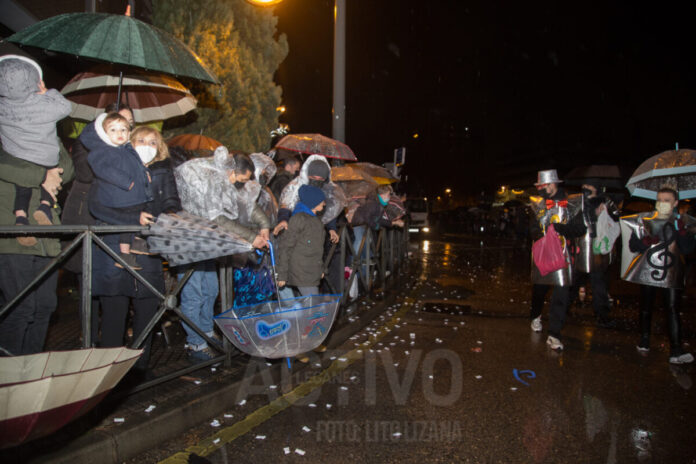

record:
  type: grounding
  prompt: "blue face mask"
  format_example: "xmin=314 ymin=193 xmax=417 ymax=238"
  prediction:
xmin=378 ymin=195 xmax=389 ymax=206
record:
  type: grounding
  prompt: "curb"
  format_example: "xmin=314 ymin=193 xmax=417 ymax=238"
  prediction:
xmin=37 ymin=285 xmax=403 ymax=463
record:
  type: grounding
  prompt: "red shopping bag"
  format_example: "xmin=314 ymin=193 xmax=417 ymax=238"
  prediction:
xmin=532 ymin=224 xmax=567 ymax=276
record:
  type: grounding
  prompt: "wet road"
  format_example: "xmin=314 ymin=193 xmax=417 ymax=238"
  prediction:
xmin=137 ymin=235 xmax=696 ymax=463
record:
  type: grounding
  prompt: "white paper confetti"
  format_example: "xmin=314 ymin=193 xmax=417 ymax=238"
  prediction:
xmin=224 ymin=414 xmax=233 ymax=418
xmin=256 ymin=435 xmax=266 ymax=440
xmin=269 ymin=384 xmax=277 ymax=390
xmin=326 ymin=403 xmax=332 ymax=409
xmin=210 ymin=419 xmax=221 ymax=427
xmin=393 ymin=432 xmax=402 ymax=437
xmin=238 ymin=399 xmax=247 ymax=406
xmin=302 ymin=426 xmax=311 ymax=432
xmin=338 ymin=357 xmax=347 ymax=362
xmin=340 ymin=386 xmax=348 ymax=391
xmin=295 ymin=448 xmax=306 ymax=456
xmin=510 ymin=387 xmax=518 ymax=391
xmin=213 ymin=438 xmax=221 ymax=444
xmin=113 ymin=417 xmax=124 ymax=423
xmin=145 ymin=405 xmax=156 ymax=413
xmin=475 ymin=375 xmax=482 ymax=380
xmin=308 ymin=403 xmax=317 ymax=408
xmin=284 ymin=447 xmax=291 ymax=455
xmin=194 ymin=380 xmax=202 ymax=385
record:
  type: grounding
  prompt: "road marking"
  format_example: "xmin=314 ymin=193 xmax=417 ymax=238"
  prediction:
xmin=159 ymin=297 xmax=414 ymax=463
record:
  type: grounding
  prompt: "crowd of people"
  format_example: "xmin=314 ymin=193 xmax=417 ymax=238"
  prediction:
xmin=0 ymin=55 xmax=404 ymax=371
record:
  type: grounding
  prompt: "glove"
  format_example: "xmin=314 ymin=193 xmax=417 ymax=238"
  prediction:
xmin=629 ymin=232 xmax=649 ymax=253
xmin=661 ymin=222 xmax=676 ymax=243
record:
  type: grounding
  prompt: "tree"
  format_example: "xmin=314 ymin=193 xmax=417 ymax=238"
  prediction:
xmin=153 ymin=0 xmax=288 ymax=152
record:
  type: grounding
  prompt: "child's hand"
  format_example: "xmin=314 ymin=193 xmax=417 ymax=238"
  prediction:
xmin=273 ymin=221 xmax=288 ymax=236
xmin=329 ymin=230 xmax=339 ymax=243
xmin=37 ymin=80 xmax=47 ymax=95
xmin=139 ymin=212 xmax=154 ymax=225
xmin=277 ymin=281 xmax=286 ymax=288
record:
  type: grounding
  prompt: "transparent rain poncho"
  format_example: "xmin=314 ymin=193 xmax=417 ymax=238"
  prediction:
xmin=250 ymin=152 xmax=278 ymax=225
xmin=174 ymin=146 xmax=262 ymax=223
xmin=279 ymin=154 xmax=347 ymax=224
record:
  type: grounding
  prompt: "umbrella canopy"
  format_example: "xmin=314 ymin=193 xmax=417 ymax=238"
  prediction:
xmin=7 ymin=13 xmax=218 ymax=84
xmin=167 ymin=134 xmax=222 ymax=153
xmin=275 ymin=133 xmax=357 ymax=161
xmin=350 ymin=162 xmax=398 ymax=184
xmin=0 ymin=347 xmax=141 ymax=448
xmin=62 ymin=70 xmax=197 ymax=122
xmin=626 ymin=149 xmax=696 ymax=199
xmin=565 ymin=164 xmax=625 ymax=189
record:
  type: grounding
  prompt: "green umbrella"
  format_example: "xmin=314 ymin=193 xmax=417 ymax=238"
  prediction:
xmin=5 ymin=12 xmax=218 ymax=85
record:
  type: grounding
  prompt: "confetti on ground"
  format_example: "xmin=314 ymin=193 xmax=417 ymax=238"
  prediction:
xmin=269 ymin=385 xmax=277 ymax=390
xmin=393 ymin=432 xmax=402 ymax=437
xmin=224 ymin=414 xmax=233 ymax=418
xmin=145 ymin=405 xmax=156 ymax=413
xmin=210 ymin=420 xmax=221 ymax=427
xmin=308 ymin=403 xmax=317 ymax=408
xmin=326 ymin=404 xmax=332 ymax=409
xmin=295 ymin=448 xmax=306 ymax=456
xmin=194 ymin=380 xmax=202 ymax=385
xmin=340 ymin=386 xmax=349 ymax=391
xmin=338 ymin=357 xmax=347 ymax=362
xmin=238 ymin=399 xmax=247 ymax=406
xmin=256 ymin=435 xmax=266 ymax=440
xmin=302 ymin=426 xmax=311 ymax=432
xmin=510 ymin=387 xmax=518 ymax=391
xmin=284 ymin=447 xmax=291 ymax=455
xmin=113 ymin=417 xmax=124 ymax=423
xmin=475 ymin=375 xmax=482 ymax=380
xmin=471 ymin=347 xmax=482 ymax=353
xmin=213 ymin=438 xmax=220 ymax=444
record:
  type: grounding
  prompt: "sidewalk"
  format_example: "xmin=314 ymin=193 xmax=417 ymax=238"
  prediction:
xmin=0 ymin=269 xmax=408 ymax=464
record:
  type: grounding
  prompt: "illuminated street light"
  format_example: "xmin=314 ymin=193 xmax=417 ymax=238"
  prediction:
xmin=245 ymin=0 xmax=284 ymax=5
xmin=276 ymin=105 xmax=286 ymax=113
xmin=412 ymin=133 xmax=419 ymax=139
xmin=445 ymin=188 xmax=451 ymax=194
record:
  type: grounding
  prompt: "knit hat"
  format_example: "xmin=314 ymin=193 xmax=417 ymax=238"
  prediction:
xmin=299 ymin=184 xmax=325 ymax=209
xmin=306 ymin=159 xmax=330 ymax=180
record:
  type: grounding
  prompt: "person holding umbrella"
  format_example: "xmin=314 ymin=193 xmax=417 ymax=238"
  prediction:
xmin=623 ymin=186 xmax=695 ymax=364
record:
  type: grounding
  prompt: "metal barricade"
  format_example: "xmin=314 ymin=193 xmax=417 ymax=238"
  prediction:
xmin=0 ymin=220 xmax=409 ymax=391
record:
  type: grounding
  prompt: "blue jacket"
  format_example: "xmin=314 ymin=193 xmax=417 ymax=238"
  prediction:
xmin=80 ymin=119 xmax=152 ymax=210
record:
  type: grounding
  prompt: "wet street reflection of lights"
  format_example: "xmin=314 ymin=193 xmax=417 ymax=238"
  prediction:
xmin=422 ymin=240 xmax=430 ymax=253
xmin=583 ymin=328 xmax=594 ymax=351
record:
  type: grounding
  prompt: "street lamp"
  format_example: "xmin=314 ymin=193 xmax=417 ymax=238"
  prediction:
xmin=445 ymin=188 xmax=452 ymax=194
xmin=245 ymin=0 xmax=284 ymax=5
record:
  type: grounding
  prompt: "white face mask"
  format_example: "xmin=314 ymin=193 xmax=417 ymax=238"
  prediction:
xmin=655 ymin=200 xmax=673 ymax=217
xmin=135 ymin=145 xmax=157 ymax=165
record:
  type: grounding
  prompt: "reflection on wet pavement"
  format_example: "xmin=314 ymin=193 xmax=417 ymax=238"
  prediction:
xmin=145 ymin=235 xmax=695 ymax=464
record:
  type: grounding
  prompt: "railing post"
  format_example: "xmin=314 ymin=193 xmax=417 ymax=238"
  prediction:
xmin=339 ymin=225 xmax=346 ymax=298
xmin=81 ymin=230 xmax=93 ymax=348
xmin=219 ymin=257 xmax=233 ymax=366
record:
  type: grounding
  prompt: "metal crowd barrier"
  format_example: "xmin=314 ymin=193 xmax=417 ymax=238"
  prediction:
xmin=0 ymin=221 xmax=409 ymax=391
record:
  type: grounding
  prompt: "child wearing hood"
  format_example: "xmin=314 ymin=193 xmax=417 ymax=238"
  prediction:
xmin=277 ymin=184 xmax=326 ymax=297
xmin=0 ymin=55 xmax=72 ymax=246
xmin=80 ymin=112 xmax=153 ymax=269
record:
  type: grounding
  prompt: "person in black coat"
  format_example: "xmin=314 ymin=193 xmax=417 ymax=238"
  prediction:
xmin=91 ymin=126 xmax=180 ymax=377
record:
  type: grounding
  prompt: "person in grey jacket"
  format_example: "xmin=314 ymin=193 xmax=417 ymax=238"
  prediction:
xmin=277 ymin=184 xmax=326 ymax=297
xmin=0 ymin=54 xmax=72 ymax=241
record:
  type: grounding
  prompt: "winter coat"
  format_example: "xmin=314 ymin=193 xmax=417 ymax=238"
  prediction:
xmin=0 ymin=144 xmax=74 ymax=256
xmin=277 ymin=206 xmax=325 ymax=287
xmin=351 ymin=196 xmax=391 ymax=230
xmin=148 ymin=158 xmax=181 ymax=216
xmin=89 ymin=159 xmax=180 ymax=299
xmin=0 ymin=56 xmax=72 ymax=166
xmin=61 ymin=138 xmax=97 ymax=273
xmin=80 ymin=114 xmax=152 ymax=210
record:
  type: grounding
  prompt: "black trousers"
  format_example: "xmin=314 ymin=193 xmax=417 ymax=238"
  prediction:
xmin=639 ymin=285 xmax=683 ymax=356
xmin=570 ymin=270 xmax=611 ymax=318
xmin=531 ymin=283 xmax=570 ymax=338
xmin=0 ymin=254 xmax=58 ymax=355
xmin=99 ymin=296 xmax=159 ymax=370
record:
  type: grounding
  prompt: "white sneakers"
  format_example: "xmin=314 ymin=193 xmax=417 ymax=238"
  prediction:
xmin=546 ymin=335 xmax=563 ymax=351
xmin=669 ymin=353 xmax=694 ymax=365
xmin=531 ymin=316 xmax=542 ymax=333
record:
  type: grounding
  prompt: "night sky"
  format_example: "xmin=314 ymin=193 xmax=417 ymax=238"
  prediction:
xmin=273 ymin=1 xmax=696 ymax=196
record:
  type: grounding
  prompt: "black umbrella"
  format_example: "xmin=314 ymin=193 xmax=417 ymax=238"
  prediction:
xmin=564 ymin=165 xmax=625 ymax=190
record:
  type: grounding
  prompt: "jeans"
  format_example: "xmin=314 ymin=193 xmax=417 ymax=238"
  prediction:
xmin=178 ymin=260 xmax=218 ymax=350
xmin=0 ymin=254 xmax=58 ymax=355
xmin=352 ymin=225 xmax=368 ymax=278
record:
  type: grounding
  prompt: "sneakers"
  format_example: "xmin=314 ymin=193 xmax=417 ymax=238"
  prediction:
xmin=115 ymin=253 xmax=142 ymax=270
xmin=546 ymin=335 xmax=563 ymax=351
xmin=669 ymin=353 xmax=694 ymax=365
xmin=187 ymin=346 xmax=216 ymax=362
xmin=636 ymin=345 xmax=650 ymax=354
xmin=530 ymin=316 xmax=542 ymax=332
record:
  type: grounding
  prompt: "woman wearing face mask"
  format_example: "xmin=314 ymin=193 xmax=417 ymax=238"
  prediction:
xmin=89 ymin=126 xmax=181 ymax=382
xmin=624 ymin=186 xmax=695 ymax=364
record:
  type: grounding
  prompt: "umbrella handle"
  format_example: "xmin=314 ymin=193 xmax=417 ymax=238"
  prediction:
xmin=268 ymin=240 xmax=276 ymax=267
